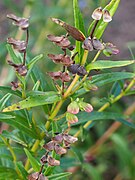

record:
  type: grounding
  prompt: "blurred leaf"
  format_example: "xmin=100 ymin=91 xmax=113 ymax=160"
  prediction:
xmin=2 ymin=91 xmax=61 ymax=112
xmin=73 ymin=0 xmax=85 ymax=63
xmin=16 ymin=161 xmax=28 ymax=180
xmin=91 ymin=72 xmax=135 ymax=87
xmin=83 ymin=163 xmax=102 ymax=180
xmin=0 ymin=115 xmax=38 ymax=139
xmin=27 ymin=54 xmax=43 ymax=69
xmin=24 ymin=148 xmax=41 ymax=172
xmin=72 ymin=111 xmax=135 ymax=129
xmin=0 ymin=86 xmax=21 ymax=97
xmin=86 ymin=60 xmax=135 ymax=71
xmin=71 ymin=147 xmax=83 ymax=163
xmin=32 ymin=80 xmax=40 ymax=91
xmin=0 ymin=93 xmax=12 ymax=111
xmin=48 ymin=172 xmax=72 ymax=180
xmin=2 ymin=130 xmax=28 ymax=147
xmin=0 ymin=113 xmax=15 ymax=119
xmin=111 ymin=134 xmax=135 ymax=178
xmin=6 ymin=44 xmax=21 ymax=64
xmin=0 ymin=166 xmax=18 ymax=179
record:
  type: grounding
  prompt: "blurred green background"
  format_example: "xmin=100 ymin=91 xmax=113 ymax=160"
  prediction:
xmin=0 ymin=0 xmax=135 ymax=179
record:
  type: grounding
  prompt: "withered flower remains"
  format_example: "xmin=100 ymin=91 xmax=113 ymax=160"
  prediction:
xmin=7 ymin=14 xmax=29 ymax=30
xmin=7 ymin=37 xmax=27 ymax=53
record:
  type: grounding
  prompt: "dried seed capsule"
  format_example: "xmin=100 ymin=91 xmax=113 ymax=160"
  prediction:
xmin=60 ymin=72 xmax=71 ymax=82
xmin=77 ymin=66 xmax=87 ymax=76
xmin=7 ymin=37 xmax=27 ymax=53
xmin=54 ymin=144 xmax=67 ymax=155
xmin=82 ymin=37 xmax=93 ymax=51
xmin=51 ymin=18 xmax=85 ymax=41
xmin=43 ymin=141 xmax=55 ymax=151
xmin=103 ymin=10 xmax=112 ymax=22
xmin=92 ymin=37 xmax=104 ymax=50
xmin=63 ymin=133 xmax=78 ymax=144
xmin=47 ymin=34 xmax=70 ymax=48
xmin=40 ymin=154 xmax=48 ymax=164
xmin=11 ymin=81 xmax=19 ymax=91
xmin=52 ymin=133 xmax=64 ymax=143
xmin=47 ymin=71 xmax=62 ymax=81
xmin=92 ymin=7 xmax=103 ymax=20
xmin=28 ymin=172 xmax=48 ymax=180
xmin=47 ymin=156 xmax=60 ymax=166
xmin=7 ymin=14 xmax=29 ymax=30
xmin=68 ymin=64 xmax=80 ymax=74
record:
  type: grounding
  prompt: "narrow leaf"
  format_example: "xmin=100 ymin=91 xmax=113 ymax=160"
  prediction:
xmin=24 ymin=148 xmax=41 ymax=172
xmin=0 ymin=166 xmax=18 ymax=179
xmin=73 ymin=111 xmax=135 ymax=129
xmin=2 ymin=91 xmax=61 ymax=112
xmin=86 ymin=60 xmax=135 ymax=71
xmin=48 ymin=172 xmax=72 ymax=180
xmin=0 ymin=86 xmax=22 ymax=97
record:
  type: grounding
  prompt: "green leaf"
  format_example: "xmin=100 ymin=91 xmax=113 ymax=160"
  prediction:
xmin=6 ymin=44 xmax=21 ymax=64
xmin=73 ymin=111 xmax=135 ymax=129
xmin=16 ymin=161 xmax=28 ymax=180
xmin=0 ymin=166 xmax=18 ymax=179
xmin=2 ymin=130 xmax=28 ymax=147
xmin=0 ymin=115 xmax=38 ymax=139
xmin=27 ymin=54 xmax=43 ymax=70
xmin=0 ymin=93 xmax=12 ymax=111
xmin=24 ymin=148 xmax=41 ymax=172
xmin=48 ymin=172 xmax=72 ymax=180
xmin=91 ymin=72 xmax=135 ymax=87
xmin=88 ymin=0 xmax=121 ymax=38
xmin=83 ymin=163 xmax=102 ymax=180
xmin=0 ymin=86 xmax=22 ymax=97
xmin=2 ymin=91 xmax=61 ymax=112
xmin=86 ymin=60 xmax=135 ymax=71
xmin=73 ymin=0 xmax=85 ymax=63
xmin=0 ymin=113 xmax=15 ymax=119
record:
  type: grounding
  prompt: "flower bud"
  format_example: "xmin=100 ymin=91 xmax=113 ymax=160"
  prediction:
xmin=103 ymin=43 xmax=119 ymax=57
xmin=79 ymin=102 xmax=93 ymax=113
xmin=68 ymin=64 xmax=80 ymax=74
xmin=7 ymin=14 xmax=29 ymax=30
xmin=84 ymin=81 xmax=98 ymax=91
xmin=77 ymin=65 xmax=87 ymax=76
xmin=103 ymin=10 xmax=112 ymax=22
xmin=92 ymin=7 xmax=103 ymax=20
xmin=60 ymin=72 xmax=71 ymax=82
xmin=66 ymin=112 xmax=78 ymax=124
xmin=47 ymin=156 xmax=60 ymax=166
xmin=47 ymin=71 xmax=62 ymax=81
xmin=67 ymin=101 xmax=79 ymax=114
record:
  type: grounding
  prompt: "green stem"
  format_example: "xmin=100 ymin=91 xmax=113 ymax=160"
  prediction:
xmin=92 ymin=50 xmax=101 ymax=63
xmin=74 ymin=78 xmax=135 ymax=137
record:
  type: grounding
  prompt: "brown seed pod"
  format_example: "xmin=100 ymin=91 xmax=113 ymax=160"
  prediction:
xmin=51 ymin=18 xmax=85 ymax=41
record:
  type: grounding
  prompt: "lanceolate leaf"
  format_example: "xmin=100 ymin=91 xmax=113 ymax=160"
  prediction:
xmin=48 ymin=172 xmax=72 ymax=180
xmin=73 ymin=111 xmax=135 ymax=129
xmin=73 ymin=0 xmax=85 ymax=63
xmin=0 ymin=166 xmax=18 ymax=179
xmin=86 ymin=60 xmax=135 ymax=71
xmin=0 ymin=115 xmax=38 ymax=139
xmin=24 ymin=148 xmax=40 ymax=172
xmin=0 ymin=86 xmax=22 ymax=97
xmin=2 ymin=91 xmax=61 ymax=112
xmin=91 ymin=72 xmax=135 ymax=86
